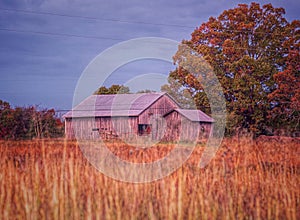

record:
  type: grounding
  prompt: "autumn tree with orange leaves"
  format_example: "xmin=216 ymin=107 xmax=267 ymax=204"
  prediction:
xmin=268 ymin=20 xmax=300 ymax=135
xmin=163 ymin=3 xmax=299 ymax=136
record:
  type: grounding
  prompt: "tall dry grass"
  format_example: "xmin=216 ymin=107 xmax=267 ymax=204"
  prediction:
xmin=0 ymin=137 xmax=299 ymax=219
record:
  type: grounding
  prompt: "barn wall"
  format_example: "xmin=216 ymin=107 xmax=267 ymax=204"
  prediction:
xmin=65 ymin=117 xmax=99 ymax=140
xmin=106 ymin=116 xmax=138 ymax=140
xmin=196 ymin=122 xmax=213 ymax=142
xmin=138 ymin=94 xmax=178 ymax=124
xmin=163 ymin=111 xmax=213 ymax=143
xmin=65 ymin=118 xmax=75 ymax=140
xmin=163 ymin=111 xmax=181 ymax=142
xmin=138 ymin=94 xmax=178 ymax=140
xmin=65 ymin=116 xmax=138 ymax=140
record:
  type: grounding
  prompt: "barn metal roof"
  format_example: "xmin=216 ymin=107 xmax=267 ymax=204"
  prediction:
xmin=63 ymin=92 xmax=168 ymax=118
xmin=167 ymin=109 xmax=214 ymax=122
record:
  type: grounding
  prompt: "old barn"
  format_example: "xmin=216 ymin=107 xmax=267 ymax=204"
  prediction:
xmin=63 ymin=92 xmax=214 ymax=142
xmin=163 ymin=109 xmax=214 ymax=142
xmin=63 ymin=92 xmax=179 ymax=140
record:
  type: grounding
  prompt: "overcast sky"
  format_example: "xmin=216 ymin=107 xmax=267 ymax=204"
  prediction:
xmin=0 ymin=0 xmax=299 ymax=111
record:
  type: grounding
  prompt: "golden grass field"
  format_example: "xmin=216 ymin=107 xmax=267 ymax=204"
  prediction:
xmin=0 ymin=137 xmax=299 ymax=219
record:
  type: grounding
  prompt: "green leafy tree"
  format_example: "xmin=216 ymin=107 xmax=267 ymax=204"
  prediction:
xmin=94 ymin=85 xmax=130 ymax=95
xmin=161 ymin=77 xmax=198 ymax=110
xmin=164 ymin=3 xmax=299 ymax=136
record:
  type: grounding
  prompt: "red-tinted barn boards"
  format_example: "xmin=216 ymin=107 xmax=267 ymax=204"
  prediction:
xmin=63 ymin=92 xmax=214 ymax=142
xmin=163 ymin=109 xmax=214 ymax=143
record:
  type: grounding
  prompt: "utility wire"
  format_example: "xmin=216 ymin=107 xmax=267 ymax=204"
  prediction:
xmin=0 ymin=7 xmax=195 ymax=29
xmin=0 ymin=27 xmax=291 ymax=54
xmin=0 ymin=7 xmax=294 ymax=36
xmin=0 ymin=27 xmax=124 ymax=41
xmin=0 ymin=7 xmax=296 ymax=47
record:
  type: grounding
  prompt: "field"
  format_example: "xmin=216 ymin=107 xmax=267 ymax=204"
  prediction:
xmin=0 ymin=137 xmax=299 ymax=219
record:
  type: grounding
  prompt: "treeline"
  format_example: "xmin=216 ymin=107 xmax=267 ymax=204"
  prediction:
xmin=0 ymin=100 xmax=64 ymax=140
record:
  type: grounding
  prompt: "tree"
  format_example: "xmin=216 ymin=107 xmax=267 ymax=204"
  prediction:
xmin=94 ymin=86 xmax=109 ymax=94
xmin=161 ymin=77 xmax=198 ymax=110
xmin=0 ymin=100 xmax=64 ymax=140
xmin=94 ymin=85 xmax=130 ymax=95
xmin=11 ymin=107 xmax=33 ymax=139
xmin=136 ymin=89 xmax=156 ymax=93
xmin=0 ymin=100 xmax=14 ymax=139
xmin=268 ymin=20 xmax=300 ymax=135
xmin=164 ymin=3 xmax=299 ymax=136
xmin=30 ymin=107 xmax=64 ymax=139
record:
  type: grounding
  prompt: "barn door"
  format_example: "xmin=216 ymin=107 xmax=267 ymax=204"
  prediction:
xmin=150 ymin=115 xmax=166 ymax=141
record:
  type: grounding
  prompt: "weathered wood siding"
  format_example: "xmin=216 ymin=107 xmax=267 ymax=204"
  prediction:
xmin=138 ymin=95 xmax=178 ymax=124
xmin=163 ymin=111 xmax=213 ymax=143
xmin=65 ymin=118 xmax=75 ymax=140
xmin=65 ymin=116 xmax=138 ymax=140
xmin=138 ymin=95 xmax=178 ymax=140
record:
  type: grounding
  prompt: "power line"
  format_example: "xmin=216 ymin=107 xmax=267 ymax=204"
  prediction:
xmin=0 ymin=27 xmax=124 ymax=41
xmin=0 ymin=27 xmax=291 ymax=54
xmin=0 ymin=7 xmax=195 ymax=29
xmin=0 ymin=7 xmax=294 ymax=37
xmin=0 ymin=8 xmax=295 ymax=45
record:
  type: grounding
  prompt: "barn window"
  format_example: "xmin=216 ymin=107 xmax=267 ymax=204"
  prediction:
xmin=92 ymin=128 xmax=99 ymax=131
xmin=138 ymin=124 xmax=151 ymax=135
